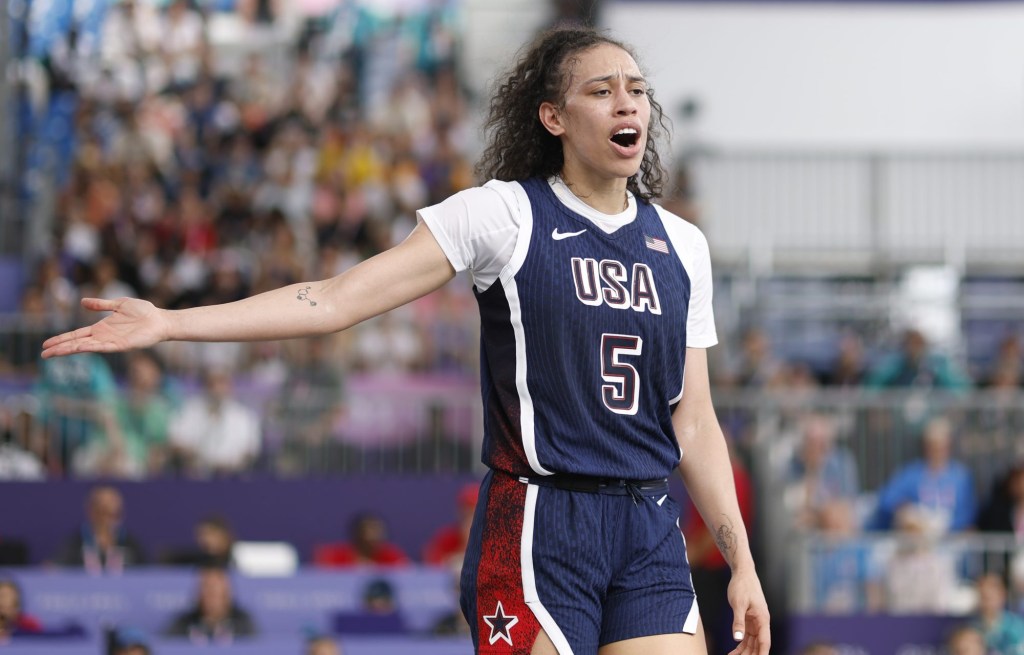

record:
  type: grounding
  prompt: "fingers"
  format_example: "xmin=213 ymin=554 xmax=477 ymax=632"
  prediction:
xmin=726 ymin=604 xmax=747 ymax=655
xmin=80 ymin=297 xmax=118 ymax=312
xmin=755 ymin=611 xmax=771 ymax=655
xmin=41 ymin=338 xmax=104 ymax=359
xmin=732 ymin=613 xmax=745 ymax=645
xmin=727 ymin=604 xmax=770 ymax=655
xmin=41 ymin=326 xmax=94 ymax=353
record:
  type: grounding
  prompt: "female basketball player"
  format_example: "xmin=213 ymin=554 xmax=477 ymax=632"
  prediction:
xmin=42 ymin=28 xmax=769 ymax=655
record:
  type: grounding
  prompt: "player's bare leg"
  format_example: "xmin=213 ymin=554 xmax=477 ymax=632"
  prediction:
xmin=529 ymin=619 xmax=708 ymax=655
xmin=530 ymin=628 xmax=559 ymax=654
xmin=598 ymin=619 xmax=708 ymax=655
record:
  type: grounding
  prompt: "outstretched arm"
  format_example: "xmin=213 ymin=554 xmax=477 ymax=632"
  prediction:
xmin=674 ymin=348 xmax=770 ymax=655
xmin=42 ymin=223 xmax=455 ymax=358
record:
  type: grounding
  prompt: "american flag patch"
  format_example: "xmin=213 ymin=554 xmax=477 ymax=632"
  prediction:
xmin=644 ymin=234 xmax=669 ymax=254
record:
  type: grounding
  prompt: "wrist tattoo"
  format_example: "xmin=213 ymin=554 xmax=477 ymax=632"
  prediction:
xmin=715 ymin=515 xmax=738 ymax=563
xmin=296 ymin=286 xmax=317 ymax=307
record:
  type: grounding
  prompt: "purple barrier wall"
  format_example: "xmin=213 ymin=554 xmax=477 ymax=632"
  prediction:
xmin=10 ymin=568 xmax=456 ymax=635
xmin=789 ymin=614 xmax=964 ymax=655
xmin=0 ymin=476 xmax=479 ymax=565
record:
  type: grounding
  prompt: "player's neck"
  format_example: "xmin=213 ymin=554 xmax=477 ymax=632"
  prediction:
xmin=557 ymin=168 xmax=629 ymax=215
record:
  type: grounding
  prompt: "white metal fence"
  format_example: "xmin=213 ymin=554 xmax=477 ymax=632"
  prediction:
xmin=691 ymin=151 xmax=1024 ymax=273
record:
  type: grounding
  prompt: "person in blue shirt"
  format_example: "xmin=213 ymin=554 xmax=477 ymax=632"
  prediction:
xmin=867 ymin=415 xmax=975 ymax=532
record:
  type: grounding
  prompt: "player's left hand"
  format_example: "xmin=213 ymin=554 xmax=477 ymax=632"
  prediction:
xmin=726 ymin=566 xmax=770 ymax=655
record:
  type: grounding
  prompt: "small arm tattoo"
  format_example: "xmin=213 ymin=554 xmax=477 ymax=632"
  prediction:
xmin=715 ymin=515 xmax=738 ymax=564
xmin=296 ymin=286 xmax=317 ymax=307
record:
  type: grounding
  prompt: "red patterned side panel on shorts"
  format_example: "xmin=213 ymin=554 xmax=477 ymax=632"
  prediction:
xmin=476 ymin=474 xmax=541 ymax=654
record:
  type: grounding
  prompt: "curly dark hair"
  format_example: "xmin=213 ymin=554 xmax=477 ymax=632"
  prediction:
xmin=475 ymin=28 xmax=670 ymax=203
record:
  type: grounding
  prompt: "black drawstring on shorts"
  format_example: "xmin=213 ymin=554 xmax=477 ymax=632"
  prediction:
xmin=624 ymin=481 xmax=645 ymax=506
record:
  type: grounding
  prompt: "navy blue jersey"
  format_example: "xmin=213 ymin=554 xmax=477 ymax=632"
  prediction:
xmin=475 ymin=178 xmax=692 ymax=479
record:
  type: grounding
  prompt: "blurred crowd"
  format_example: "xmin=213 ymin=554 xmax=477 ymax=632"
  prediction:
xmin=2 ymin=0 xmax=483 ymax=479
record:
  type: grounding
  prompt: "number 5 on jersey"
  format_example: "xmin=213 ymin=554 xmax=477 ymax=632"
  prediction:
xmin=601 ymin=334 xmax=643 ymax=415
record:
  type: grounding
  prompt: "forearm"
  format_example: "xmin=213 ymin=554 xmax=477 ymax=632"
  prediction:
xmin=674 ymin=348 xmax=755 ymax=573
xmin=167 ymin=224 xmax=454 ymax=343
xmin=677 ymin=423 xmax=754 ymax=572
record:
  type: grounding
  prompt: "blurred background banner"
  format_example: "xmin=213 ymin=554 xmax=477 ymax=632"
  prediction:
xmin=2 ymin=1 xmax=1024 ymax=654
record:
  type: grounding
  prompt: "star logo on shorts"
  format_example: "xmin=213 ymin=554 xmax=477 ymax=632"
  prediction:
xmin=483 ymin=600 xmax=519 ymax=646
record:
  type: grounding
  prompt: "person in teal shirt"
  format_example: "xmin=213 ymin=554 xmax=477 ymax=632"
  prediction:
xmin=972 ymin=573 xmax=1024 ymax=655
xmin=34 ymin=352 xmax=118 ymax=475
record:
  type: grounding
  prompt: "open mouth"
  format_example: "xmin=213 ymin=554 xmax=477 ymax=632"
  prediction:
xmin=610 ymin=128 xmax=640 ymax=148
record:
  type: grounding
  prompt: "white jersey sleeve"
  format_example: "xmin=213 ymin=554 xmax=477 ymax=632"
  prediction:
xmin=416 ymin=180 xmax=523 ymax=292
xmin=656 ymin=205 xmax=718 ymax=348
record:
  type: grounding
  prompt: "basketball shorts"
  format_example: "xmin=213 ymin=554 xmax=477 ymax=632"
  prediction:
xmin=460 ymin=469 xmax=699 ymax=655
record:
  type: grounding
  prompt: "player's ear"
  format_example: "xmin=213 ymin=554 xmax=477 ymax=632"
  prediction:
xmin=539 ymin=102 xmax=565 ymax=137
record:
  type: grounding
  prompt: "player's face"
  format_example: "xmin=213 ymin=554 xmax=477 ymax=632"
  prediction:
xmin=541 ymin=44 xmax=651 ymax=190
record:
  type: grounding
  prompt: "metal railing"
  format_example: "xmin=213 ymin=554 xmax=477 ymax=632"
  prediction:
xmin=789 ymin=531 xmax=1021 ymax=615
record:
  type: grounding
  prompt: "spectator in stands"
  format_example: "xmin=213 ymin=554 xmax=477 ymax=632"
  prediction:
xmin=978 ymin=464 xmax=1024 ymax=538
xmin=0 ymin=402 xmax=45 ymax=480
xmin=314 ymin=513 xmax=409 ymax=568
xmin=971 ymin=573 xmax=1024 ymax=653
xmin=881 ymin=504 xmax=961 ymax=614
xmin=168 ymin=367 xmax=261 ymax=477
xmin=978 ymin=464 xmax=1024 ymax=579
xmin=809 ymin=500 xmax=883 ymax=614
xmin=35 ymin=256 xmax=76 ymax=323
xmin=721 ymin=326 xmax=783 ymax=388
xmin=306 ymin=634 xmax=343 ymax=655
xmin=946 ymin=625 xmax=987 ymax=655
xmin=332 ymin=577 xmax=406 ymax=635
xmin=4 ymin=285 xmax=52 ymax=374
xmin=362 ymin=578 xmax=398 ymax=615
xmin=34 ymin=353 xmax=119 ymax=475
xmin=423 ymin=482 xmax=478 ymax=570
xmin=983 ymin=334 xmax=1022 ymax=388
xmin=115 ymin=351 xmax=174 ymax=476
xmin=161 ymin=0 xmax=206 ymax=89
xmin=75 ymin=351 xmax=173 ymax=478
xmin=972 ymin=356 xmax=1024 ymax=439
xmin=350 ymin=309 xmax=426 ymax=374
xmin=783 ymin=413 xmax=859 ymax=529
xmin=866 ymin=328 xmax=972 ymax=390
xmin=271 ymin=336 xmax=349 ymax=476
xmin=84 ymin=257 xmax=138 ymax=304
xmin=0 ymin=579 xmax=43 ymax=640
xmin=164 ymin=515 xmax=236 ymax=568
xmin=109 ymin=626 xmax=153 ymax=655
xmin=867 ymin=416 xmax=975 ymax=533
xmin=818 ymin=332 xmax=867 ymax=387
xmin=164 ymin=563 xmax=258 ymax=643
xmin=54 ymin=485 xmax=147 ymax=572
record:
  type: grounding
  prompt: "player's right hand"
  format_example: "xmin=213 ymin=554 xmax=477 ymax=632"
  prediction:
xmin=41 ymin=297 xmax=171 ymax=359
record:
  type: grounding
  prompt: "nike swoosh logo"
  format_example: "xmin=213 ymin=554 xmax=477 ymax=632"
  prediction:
xmin=551 ymin=228 xmax=587 ymax=240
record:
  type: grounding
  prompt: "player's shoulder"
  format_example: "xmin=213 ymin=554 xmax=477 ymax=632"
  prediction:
xmin=481 ymin=179 xmax=526 ymax=208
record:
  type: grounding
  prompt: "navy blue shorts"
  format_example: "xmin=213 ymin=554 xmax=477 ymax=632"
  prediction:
xmin=460 ymin=469 xmax=699 ymax=655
